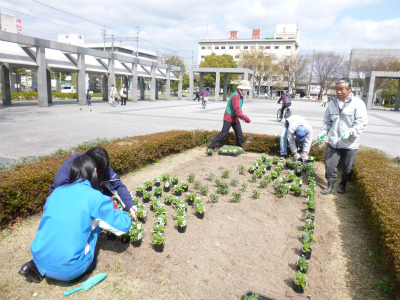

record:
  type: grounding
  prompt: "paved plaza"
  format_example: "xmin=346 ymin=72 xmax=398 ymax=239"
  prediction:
xmin=1 ymin=98 xmax=399 ymax=164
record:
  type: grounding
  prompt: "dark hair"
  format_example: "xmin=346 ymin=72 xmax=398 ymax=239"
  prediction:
xmin=85 ymin=147 xmax=110 ymax=182
xmin=68 ymin=155 xmax=100 ymax=190
xmin=336 ymin=78 xmax=352 ymax=90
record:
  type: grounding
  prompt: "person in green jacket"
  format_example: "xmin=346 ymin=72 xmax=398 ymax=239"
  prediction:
xmin=208 ymin=80 xmax=251 ymax=150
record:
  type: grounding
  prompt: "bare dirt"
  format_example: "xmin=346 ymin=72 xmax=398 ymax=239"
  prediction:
xmin=0 ymin=147 xmax=392 ymax=300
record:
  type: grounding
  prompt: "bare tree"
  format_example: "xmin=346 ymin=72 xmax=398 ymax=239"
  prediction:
xmin=238 ymin=49 xmax=275 ymax=97
xmin=278 ymin=54 xmax=310 ymax=95
xmin=312 ymin=51 xmax=347 ymax=99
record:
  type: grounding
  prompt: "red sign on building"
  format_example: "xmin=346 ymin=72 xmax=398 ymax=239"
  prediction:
xmin=16 ymin=19 xmax=22 ymax=35
xmin=252 ymin=29 xmax=260 ymax=39
xmin=229 ymin=30 xmax=238 ymax=39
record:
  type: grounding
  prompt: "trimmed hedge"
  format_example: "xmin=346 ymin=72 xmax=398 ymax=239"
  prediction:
xmin=0 ymin=130 xmax=327 ymax=229
xmin=353 ymin=148 xmax=400 ymax=296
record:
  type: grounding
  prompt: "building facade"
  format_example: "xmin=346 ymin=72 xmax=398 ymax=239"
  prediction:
xmin=197 ymin=24 xmax=300 ymax=97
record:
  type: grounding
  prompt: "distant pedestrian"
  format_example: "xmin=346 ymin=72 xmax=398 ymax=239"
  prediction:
xmin=86 ymin=89 xmax=92 ymax=106
xmin=120 ymin=84 xmax=127 ymax=105
xmin=317 ymin=78 xmax=368 ymax=195
xmin=109 ymin=84 xmax=118 ymax=107
xmin=193 ymin=90 xmax=200 ymax=101
xmin=321 ymin=94 xmax=328 ymax=107
xmin=277 ymin=91 xmax=291 ymax=119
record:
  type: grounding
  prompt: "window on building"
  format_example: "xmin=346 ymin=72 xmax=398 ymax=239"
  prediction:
xmin=201 ymin=55 xmax=205 ymax=58
xmin=207 ymin=46 xmax=211 ymax=49
xmin=272 ymin=76 xmax=277 ymax=81
xmin=266 ymin=46 xmax=270 ymax=49
xmin=235 ymin=46 xmax=240 ymax=49
xmin=229 ymin=46 xmax=233 ymax=49
xmin=286 ymin=46 xmax=291 ymax=49
xmin=250 ymin=46 xmax=255 ymax=49
xmin=221 ymin=46 xmax=225 ymax=49
xmin=244 ymin=46 xmax=248 ymax=49
xmin=201 ymin=47 xmax=205 ymax=50
xmin=259 ymin=46 xmax=264 ymax=49
xmin=275 ymin=46 xmax=279 ymax=49
xmin=215 ymin=46 xmax=219 ymax=49
xmin=235 ymin=54 xmax=240 ymax=59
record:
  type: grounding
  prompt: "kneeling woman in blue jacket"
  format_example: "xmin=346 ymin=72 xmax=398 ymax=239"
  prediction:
xmin=18 ymin=155 xmax=132 ymax=283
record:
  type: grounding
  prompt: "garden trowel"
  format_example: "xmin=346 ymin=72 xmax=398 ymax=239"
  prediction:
xmin=63 ymin=273 xmax=107 ymax=296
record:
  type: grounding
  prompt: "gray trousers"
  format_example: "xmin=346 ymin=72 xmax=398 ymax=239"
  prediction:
xmin=324 ymin=144 xmax=358 ymax=182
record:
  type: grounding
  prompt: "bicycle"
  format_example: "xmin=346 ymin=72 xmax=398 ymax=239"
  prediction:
xmin=277 ymin=106 xmax=292 ymax=122
xmin=202 ymin=96 xmax=208 ymax=109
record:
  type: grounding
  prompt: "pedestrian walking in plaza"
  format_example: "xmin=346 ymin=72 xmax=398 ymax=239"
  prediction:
xmin=207 ymin=80 xmax=251 ymax=151
xmin=317 ymin=78 xmax=368 ymax=195
xmin=120 ymin=84 xmax=127 ymax=105
xmin=321 ymin=93 xmax=328 ymax=107
xmin=86 ymin=89 xmax=92 ymax=106
xmin=109 ymin=84 xmax=118 ymax=107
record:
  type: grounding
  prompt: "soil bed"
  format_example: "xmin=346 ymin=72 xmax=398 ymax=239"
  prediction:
xmin=0 ymin=148 xmax=392 ymax=300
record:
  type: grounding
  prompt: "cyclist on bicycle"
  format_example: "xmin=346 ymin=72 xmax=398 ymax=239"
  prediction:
xmin=277 ymin=91 xmax=291 ymax=119
xmin=279 ymin=115 xmax=313 ymax=161
xmin=201 ymin=89 xmax=209 ymax=108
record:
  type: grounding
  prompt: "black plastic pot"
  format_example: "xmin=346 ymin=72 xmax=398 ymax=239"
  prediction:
xmin=196 ymin=211 xmax=205 ymax=219
xmin=163 ymin=186 xmax=170 ymax=192
xmin=177 ymin=225 xmax=187 ymax=233
xmin=248 ymin=170 xmax=254 ymax=174
xmin=266 ymin=166 xmax=271 ymax=170
xmin=146 ymin=186 xmax=152 ymax=192
xmin=294 ymin=192 xmax=301 ymax=197
xmin=138 ymin=216 xmax=147 ymax=223
xmin=136 ymin=191 xmax=143 ymax=198
xmin=296 ymin=171 xmax=302 ymax=177
xmin=132 ymin=239 xmax=142 ymax=247
xmin=241 ymin=291 xmax=276 ymax=300
xmin=207 ymin=152 xmax=212 ymax=156
xmin=293 ymin=283 xmax=305 ymax=294
xmin=302 ymin=248 xmax=312 ymax=260
xmin=182 ymin=186 xmax=188 ymax=192
xmin=154 ymin=182 xmax=161 ymax=187
xmin=155 ymin=193 xmax=162 ymax=198
xmin=153 ymin=243 xmax=164 ymax=253
xmin=175 ymin=191 xmax=182 ymax=196
xmin=143 ymin=197 xmax=150 ymax=203
xmin=308 ymin=208 xmax=315 ymax=213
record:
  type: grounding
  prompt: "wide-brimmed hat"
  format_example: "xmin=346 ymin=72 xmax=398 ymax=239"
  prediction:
xmin=296 ymin=125 xmax=307 ymax=142
xmin=237 ymin=80 xmax=250 ymax=90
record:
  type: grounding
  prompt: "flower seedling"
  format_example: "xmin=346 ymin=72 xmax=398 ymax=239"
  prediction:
xmin=154 ymin=186 xmax=163 ymax=197
xmin=151 ymin=232 xmax=165 ymax=245
xmin=144 ymin=180 xmax=153 ymax=190
xmin=293 ymin=185 xmax=302 ymax=195
xmin=295 ymin=177 xmax=303 ymax=186
xmin=275 ymin=183 xmax=290 ymax=197
xmin=301 ymin=238 xmax=311 ymax=253
xmin=186 ymin=193 xmax=197 ymax=204
xmin=131 ymin=196 xmax=139 ymax=205
xmin=180 ymin=180 xmax=189 ymax=192
xmin=128 ymin=221 xmax=144 ymax=242
xmin=157 ymin=214 xmax=167 ymax=225
xmin=175 ymin=207 xmax=186 ymax=217
xmin=245 ymin=292 xmax=260 ymax=300
xmin=232 ymin=192 xmax=242 ymax=203
xmin=248 ymin=165 xmax=256 ymax=174
xmin=200 ymin=184 xmax=209 ymax=196
xmin=308 ymin=198 xmax=316 ymax=211
xmin=207 ymin=149 xmax=213 ymax=156
xmin=164 ymin=194 xmax=174 ymax=205
xmin=251 ymin=173 xmax=257 ymax=183
xmin=193 ymin=181 xmax=202 ymax=190
xmin=150 ymin=198 xmax=160 ymax=210
xmin=293 ymin=270 xmax=307 ymax=292
xmin=237 ymin=165 xmax=246 ymax=175
xmin=217 ymin=182 xmax=229 ymax=195
xmin=297 ymin=256 xmax=309 ymax=273
xmin=252 ymin=189 xmax=260 ymax=199
xmin=174 ymin=185 xmax=183 ymax=195
xmin=273 ymin=178 xmax=283 ymax=189
xmin=194 ymin=202 xmax=205 ymax=214
xmin=305 ymin=218 xmax=314 ymax=230
xmin=304 ymin=188 xmax=314 ymax=196
xmin=260 ymin=154 xmax=268 ymax=162
xmin=281 ymin=175 xmax=288 ymax=182
xmin=265 ymin=159 xmax=272 ymax=169
xmin=188 ymin=173 xmax=195 ymax=183
xmin=210 ymin=194 xmax=219 ymax=203
xmin=161 ymin=173 xmax=170 ymax=182
xmin=309 ymin=182 xmax=316 ymax=191
xmin=288 ymin=173 xmax=296 ymax=182
xmin=300 ymin=227 xmax=316 ymax=243
xmin=152 ymin=223 xmax=166 ymax=234
xmin=176 ymin=215 xmax=187 ymax=228
xmin=273 ymin=156 xmax=280 ymax=164
xmin=171 ymin=176 xmax=179 ymax=185
xmin=255 ymin=169 xmax=263 ymax=178
xmin=136 ymin=204 xmax=148 ymax=220
xmin=206 ymin=172 xmax=215 ymax=181
xmin=222 ymin=170 xmax=230 ymax=179
xmin=241 ymin=183 xmax=248 ymax=192
xmin=306 ymin=210 xmax=314 ymax=220
xmin=259 ymin=180 xmax=268 ymax=188
xmin=154 ymin=204 xmax=167 ymax=215
xmin=271 ymin=171 xmax=278 ymax=179
xmin=230 ymin=178 xmax=240 ymax=187
xmin=143 ymin=191 xmax=152 ymax=202
xmin=153 ymin=177 xmax=161 ymax=186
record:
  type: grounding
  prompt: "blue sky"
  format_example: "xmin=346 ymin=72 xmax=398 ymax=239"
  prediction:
xmin=0 ymin=0 xmax=399 ymax=63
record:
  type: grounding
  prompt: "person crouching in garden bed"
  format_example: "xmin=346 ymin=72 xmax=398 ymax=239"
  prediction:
xmin=18 ymin=155 xmax=132 ymax=283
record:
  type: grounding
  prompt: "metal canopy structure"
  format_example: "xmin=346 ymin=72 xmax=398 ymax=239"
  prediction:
xmin=0 ymin=32 xmax=183 ymax=106
xmin=189 ymin=67 xmax=254 ymax=101
xmin=362 ymin=71 xmax=400 ymax=111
